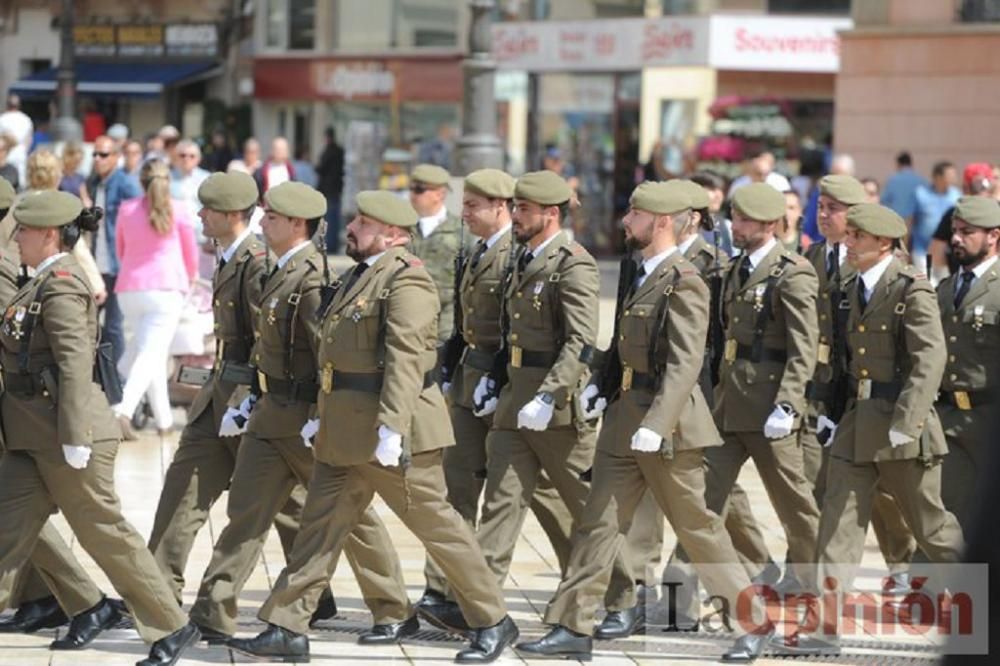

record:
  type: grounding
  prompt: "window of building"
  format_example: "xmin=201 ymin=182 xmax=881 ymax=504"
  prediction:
xmin=264 ymin=0 xmax=315 ymax=50
xmin=959 ymin=0 xmax=1000 ymax=22
xmin=767 ymin=0 xmax=850 ymax=14
xmin=333 ymin=0 xmax=458 ymax=51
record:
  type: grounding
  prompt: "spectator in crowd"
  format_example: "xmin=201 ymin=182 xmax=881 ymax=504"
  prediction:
xmin=203 ymin=128 xmax=235 ymax=173
xmin=861 ymin=177 xmax=881 ymax=203
xmin=169 ymin=138 xmax=211 ymax=222
xmin=828 ymin=153 xmax=856 ymax=176
xmin=881 ymin=150 xmax=928 ymax=219
xmin=417 ymin=122 xmax=454 ymax=169
xmin=798 ymin=147 xmax=829 ymax=243
xmin=144 ymin=132 xmax=166 ymax=161
xmin=0 ymin=134 xmax=20 ymax=190
xmin=81 ymin=102 xmax=106 ymax=142
xmin=0 ymin=94 xmax=32 ymax=186
xmin=112 ymin=159 xmax=198 ymax=438
xmin=912 ymin=160 xmax=960 ymax=271
xmin=87 ymin=134 xmax=143 ymax=364
xmin=227 ymin=137 xmax=261 ymax=175
xmin=642 ymin=140 xmax=672 ymax=182
xmin=26 ymin=148 xmax=106 ymax=303
xmin=930 ymin=162 xmax=996 ymax=279
xmin=727 ymin=148 xmax=791 ymax=197
xmin=159 ymin=124 xmax=181 ymax=163
xmin=779 ymin=188 xmax=810 ymax=253
xmin=107 ymin=123 xmax=129 ymax=164
xmin=254 ymin=137 xmax=297 ymax=196
xmin=292 ymin=144 xmax=317 ymax=187
xmin=123 ymin=139 xmax=144 ymax=183
xmin=316 ymin=126 xmax=344 ymax=254
xmin=58 ymin=142 xmax=87 ymax=199
xmin=691 ymin=169 xmax=735 ymax=256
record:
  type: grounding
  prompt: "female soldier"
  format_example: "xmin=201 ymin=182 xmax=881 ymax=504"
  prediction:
xmin=0 ymin=190 xmax=198 ymax=666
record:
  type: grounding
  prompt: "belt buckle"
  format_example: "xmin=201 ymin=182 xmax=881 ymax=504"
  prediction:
xmin=954 ymin=390 xmax=972 ymax=411
xmin=510 ymin=345 xmax=523 ymax=368
xmin=724 ymin=339 xmax=737 ymax=362
xmin=817 ymin=343 xmax=831 ymax=365
xmin=856 ymin=378 xmax=872 ymax=400
xmin=321 ymin=363 xmax=334 ymax=394
xmin=257 ymin=370 xmax=269 ymax=394
xmin=621 ymin=366 xmax=633 ymax=392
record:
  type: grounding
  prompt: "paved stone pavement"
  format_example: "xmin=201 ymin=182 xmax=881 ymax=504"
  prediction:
xmin=0 ymin=258 xmax=950 ymax=665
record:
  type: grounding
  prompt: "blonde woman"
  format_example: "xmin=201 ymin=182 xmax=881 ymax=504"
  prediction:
xmin=112 ymin=159 xmax=198 ymax=437
xmin=25 ymin=149 xmax=106 ymax=302
xmin=59 ymin=142 xmax=88 ymax=201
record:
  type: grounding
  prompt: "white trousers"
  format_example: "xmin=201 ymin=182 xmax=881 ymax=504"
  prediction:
xmin=115 ymin=290 xmax=185 ymax=430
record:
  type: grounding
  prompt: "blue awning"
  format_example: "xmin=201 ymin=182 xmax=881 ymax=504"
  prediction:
xmin=9 ymin=61 xmax=220 ymax=98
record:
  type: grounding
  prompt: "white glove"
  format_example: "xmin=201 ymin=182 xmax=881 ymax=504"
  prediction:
xmin=518 ymin=395 xmax=554 ymax=431
xmin=763 ymin=404 xmax=795 ymax=439
xmin=578 ymin=383 xmax=607 ymax=421
xmin=375 ymin=425 xmax=403 ymax=467
xmin=472 ymin=376 xmax=498 ymax=417
xmin=300 ymin=418 xmax=319 ymax=448
xmin=441 ymin=381 xmax=452 ymax=397
xmin=889 ymin=429 xmax=914 ymax=448
xmin=816 ymin=415 xmax=838 ymax=447
xmin=219 ymin=395 xmax=255 ymax=437
xmin=630 ymin=427 xmax=662 ymax=453
xmin=62 ymin=445 xmax=92 ymax=470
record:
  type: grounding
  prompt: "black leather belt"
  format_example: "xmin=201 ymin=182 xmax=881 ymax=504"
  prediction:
xmin=326 ymin=370 xmax=435 ymax=394
xmin=510 ymin=345 xmax=558 ymax=369
xmin=621 ymin=368 xmax=658 ymax=392
xmin=735 ymin=342 xmax=787 ymax=364
xmin=460 ymin=346 xmax=497 ymax=372
xmin=257 ymin=371 xmax=319 ymax=404
xmin=938 ymin=388 xmax=998 ymax=411
xmin=848 ymin=376 xmax=902 ymax=401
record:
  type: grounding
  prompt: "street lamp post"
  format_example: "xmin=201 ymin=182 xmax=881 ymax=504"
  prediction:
xmin=51 ymin=0 xmax=81 ymax=143
xmin=453 ymin=0 xmax=504 ymax=176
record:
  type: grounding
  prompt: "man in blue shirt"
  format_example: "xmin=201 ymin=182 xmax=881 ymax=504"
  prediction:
xmin=881 ymin=151 xmax=928 ymax=219
xmin=911 ymin=161 xmax=960 ymax=271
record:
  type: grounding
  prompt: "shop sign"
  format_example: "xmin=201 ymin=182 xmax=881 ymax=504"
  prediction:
xmin=73 ymin=26 xmax=116 ymax=57
xmin=708 ymin=16 xmax=851 ymax=73
xmin=118 ymin=25 xmax=164 ymax=57
xmin=73 ymin=23 xmax=218 ymax=58
xmin=312 ymin=62 xmax=396 ymax=100
xmin=165 ymin=24 xmax=219 ymax=57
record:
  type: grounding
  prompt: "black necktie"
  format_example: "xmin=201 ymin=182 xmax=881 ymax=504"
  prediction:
xmin=738 ymin=255 xmax=752 ymax=286
xmin=218 ymin=257 xmax=227 ymax=270
xmin=954 ymin=270 xmax=975 ymax=309
xmin=627 ymin=265 xmax=646 ymax=300
xmin=469 ymin=241 xmax=487 ymax=270
xmin=518 ymin=250 xmax=533 ymax=274
xmin=826 ymin=247 xmax=836 ymax=280
xmin=344 ymin=262 xmax=368 ymax=292
xmin=857 ymin=278 xmax=868 ymax=312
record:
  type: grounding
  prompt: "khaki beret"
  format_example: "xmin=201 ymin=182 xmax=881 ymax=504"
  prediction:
xmin=514 ymin=171 xmax=573 ymax=206
xmin=264 ymin=181 xmax=327 ymax=219
xmin=198 ymin=172 xmax=259 ymax=212
xmin=465 ymin=169 xmax=515 ymax=199
xmin=731 ymin=183 xmax=786 ymax=222
xmin=411 ymin=163 xmax=451 ymax=187
xmin=846 ymin=203 xmax=907 ymax=239
xmin=0 ymin=178 xmax=14 ymax=209
xmin=13 ymin=190 xmax=83 ymax=228
xmin=953 ymin=196 xmax=1000 ymax=229
xmin=629 ymin=181 xmax=690 ymax=216
xmin=675 ymin=179 xmax=710 ymax=210
xmin=819 ymin=174 xmax=867 ymax=206
xmin=356 ymin=190 xmax=418 ymax=228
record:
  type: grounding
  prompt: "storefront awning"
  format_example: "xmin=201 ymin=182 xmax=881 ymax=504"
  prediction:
xmin=9 ymin=61 xmax=221 ymax=98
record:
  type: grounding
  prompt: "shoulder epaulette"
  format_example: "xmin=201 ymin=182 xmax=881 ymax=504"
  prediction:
xmin=674 ymin=261 xmax=698 ymax=279
xmin=560 ymin=241 xmax=586 ymax=257
xmin=53 ymin=270 xmax=72 ymax=278
xmin=398 ymin=253 xmax=424 ymax=268
xmin=780 ymin=251 xmax=807 ymax=266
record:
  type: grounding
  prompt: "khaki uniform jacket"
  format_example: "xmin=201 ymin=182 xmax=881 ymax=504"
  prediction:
xmin=600 ymin=251 xmax=723 ymax=456
xmin=248 ymin=243 xmax=323 ymax=439
xmin=408 ymin=212 xmax=472 ymax=342
xmin=494 ymin=231 xmax=599 ymax=430
xmin=936 ymin=262 xmax=1000 ymax=436
xmin=315 ymin=246 xmax=453 ymax=466
xmin=715 ymin=243 xmax=819 ymax=432
xmin=831 ymin=258 xmax=947 ymax=463
xmin=803 ymin=243 xmax=857 ymax=413
xmin=683 ymin=234 xmax=729 ymax=279
xmin=0 ymin=254 xmax=120 ymax=450
xmin=452 ymin=229 xmax=515 ymax=409
xmin=188 ymin=234 xmax=268 ymax=426
xmin=0 ymin=253 xmax=18 ymax=449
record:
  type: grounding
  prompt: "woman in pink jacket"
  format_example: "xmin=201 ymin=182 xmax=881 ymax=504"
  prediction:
xmin=112 ymin=159 xmax=198 ymax=437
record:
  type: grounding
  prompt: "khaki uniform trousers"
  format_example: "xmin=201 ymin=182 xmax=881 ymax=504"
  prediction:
xmin=260 ymin=450 xmax=507 ymax=634
xmin=6 ymin=523 xmax=103 ymax=615
xmin=805 ymin=424 xmax=915 ymax=573
xmin=816 ymin=455 xmax=965 ymax=628
xmin=148 ymin=408 xmax=306 ymax=603
xmin=424 ymin=403 xmax=575 ymax=594
xmin=545 ymin=449 xmax=767 ymax=636
xmin=0 ymin=442 xmax=187 ymax=642
xmin=938 ymin=404 xmax=988 ymax=536
xmin=190 ymin=432 xmax=411 ymax=635
xmin=476 ymin=426 xmax=635 ymax=611
xmin=701 ymin=431 xmax=821 ymax=583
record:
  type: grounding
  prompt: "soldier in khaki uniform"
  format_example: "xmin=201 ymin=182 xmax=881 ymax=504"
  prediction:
xmin=518 ymin=181 xmax=774 ymax=662
xmin=146 ymin=172 xmax=336 ymax=620
xmin=782 ymin=204 xmax=965 ymax=656
xmin=697 ymin=183 xmax=821 ymax=587
xmin=407 ymin=163 xmax=472 ymax=341
xmin=935 ymin=196 xmax=1000 ymax=534
xmin=0 ymin=190 xmax=199 ymax=665
xmin=229 ymin=191 xmax=518 ymax=664
xmin=420 ymin=169 xmax=574 ymax=609
xmin=188 ymin=182 xmax=410 ymax=643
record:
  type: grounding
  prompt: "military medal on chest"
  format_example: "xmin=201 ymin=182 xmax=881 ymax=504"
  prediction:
xmin=972 ymin=304 xmax=985 ymax=332
xmin=7 ymin=305 xmax=27 ymax=339
xmin=532 ymin=281 xmax=544 ymax=311
xmin=352 ymin=298 xmax=367 ymax=323
xmin=266 ymin=297 xmax=279 ymax=326
xmin=752 ymin=284 xmax=767 ymax=313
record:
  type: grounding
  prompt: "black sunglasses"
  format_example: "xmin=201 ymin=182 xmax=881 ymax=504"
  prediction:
xmin=410 ymin=184 xmax=429 ymax=194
